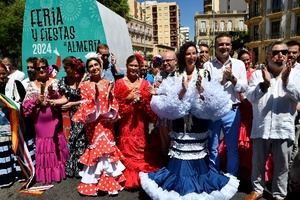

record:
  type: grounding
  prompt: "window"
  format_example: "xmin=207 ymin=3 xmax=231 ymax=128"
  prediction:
xmin=214 ymin=21 xmax=218 ymax=31
xmin=200 ymin=21 xmax=206 ymax=32
xmin=220 ymin=21 xmax=225 ymax=31
xmin=272 ymin=0 xmax=281 ymax=12
xmin=253 ymin=25 xmax=259 ymax=40
xmin=239 ymin=20 xmax=244 ymax=31
xmin=227 ymin=20 xmax=232 ymax=31
xmin=227 ymin=0 xmax=230 ymax=11
xmin=271 ymin=20 xmax=281 ymax=38
xmin=252 ymin=0 xmax=259 ymax=17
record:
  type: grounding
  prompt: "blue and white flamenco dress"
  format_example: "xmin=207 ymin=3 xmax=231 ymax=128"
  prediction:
xmin=139 ymin=69 xmax=239 ymax=200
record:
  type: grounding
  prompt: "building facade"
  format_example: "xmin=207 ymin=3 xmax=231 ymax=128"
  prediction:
xmin=194 ymin=0 xmax=248 ymax=47
xmin=141 ymin=1 xmax=180 ymax=50
xmin=127 ymin=0 xmax=154 ymax=57
xmin=245 ymin=0 xmax=300 ymax=64
xmin=179 ymin=26 xmax=190 ymax=46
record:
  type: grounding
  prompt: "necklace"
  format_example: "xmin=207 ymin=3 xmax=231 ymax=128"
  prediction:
xmin=124 ymin=76 xmax=140 ymax=89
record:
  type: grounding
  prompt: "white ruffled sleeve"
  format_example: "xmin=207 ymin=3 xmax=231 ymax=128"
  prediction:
xmin=150 ymin=76 xmax=192 ymax=120
xmin=191 ymin=79 xmax=231 ymax=121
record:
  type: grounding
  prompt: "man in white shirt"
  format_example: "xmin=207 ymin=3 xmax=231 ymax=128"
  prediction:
xmin=1 ymin=57 xmax=25 ymax=82
xmin=22 ymin=57 xmax=37 ymax=89
xmin=245 ymin=41 xmax=300 ymax=200
xmin=287 ymin=40 xmax=300 ymax=165
xmin=204 ymin=33 xmax=248 ymax=176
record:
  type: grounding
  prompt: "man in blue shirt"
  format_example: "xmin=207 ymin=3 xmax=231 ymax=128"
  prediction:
xmin=97 ymin=44 xmax=123 ymax=82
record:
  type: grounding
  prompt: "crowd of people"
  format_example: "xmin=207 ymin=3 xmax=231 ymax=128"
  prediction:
xmin=0 ymin=33 xmax=300 ymax=200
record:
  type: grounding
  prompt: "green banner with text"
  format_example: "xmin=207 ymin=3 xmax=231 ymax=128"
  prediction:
xmin=22 ymin=0 xmax=107 ymax=78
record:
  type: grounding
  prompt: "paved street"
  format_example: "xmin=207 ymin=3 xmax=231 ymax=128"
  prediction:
xmin=0 ymin=178 xmax=258 ymax=200
xmin=1 ymin=176 xmax=299 ymax=200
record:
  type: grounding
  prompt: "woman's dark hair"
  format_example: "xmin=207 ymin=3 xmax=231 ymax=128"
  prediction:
xmin=63 ymin=56 xmax=85 ymax=74
xmin=0 ymin=63 xmax=8 ymax=72
xmin=238 ymin=49 xmax=250 ymax=60
xmin=96 ymin=44 xmax=109 ymax=53
xmin=86 ymin=57 xmax=102 ymax=71
xmin=177 ymin=41 xmax=200 ymax=73
xmin=126 ymin=55 xmax=138 ymax=67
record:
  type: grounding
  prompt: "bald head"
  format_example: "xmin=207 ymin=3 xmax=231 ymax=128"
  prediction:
xmin=162 ymin=51 xmax=177 ymax=74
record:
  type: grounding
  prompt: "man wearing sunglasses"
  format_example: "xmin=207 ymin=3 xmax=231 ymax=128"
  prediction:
xmin=96 ymin=44 xmax=122 ymax=82
xmin=245 ymin=41 xmax=300 ymax=200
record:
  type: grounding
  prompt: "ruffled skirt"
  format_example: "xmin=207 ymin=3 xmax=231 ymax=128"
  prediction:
xmin=140 ymin=157 xmax=239 ymax=200
xmin=0 ymin=139 xmax=25 ymax=187
xmin=77 ymin=132 xmax=126 ymax=196
xmin=35 ymin=133 xmax=69 ymax=184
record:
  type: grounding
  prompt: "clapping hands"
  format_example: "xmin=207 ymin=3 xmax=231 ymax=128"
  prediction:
xmin=281 ymin=60 xmax=292 ymax=86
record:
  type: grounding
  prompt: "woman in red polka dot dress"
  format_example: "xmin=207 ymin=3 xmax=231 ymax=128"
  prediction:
xmin=72 ymin=57 xmax=125 ymax=196
xmin=114 ymin=55 xmax=164 ymax=189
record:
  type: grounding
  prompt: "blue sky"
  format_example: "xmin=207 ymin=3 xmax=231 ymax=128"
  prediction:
xmin=138 ymin=0 xmax=204 ymax=41
xmin=175 ymin=0 xmax=204 ymax=40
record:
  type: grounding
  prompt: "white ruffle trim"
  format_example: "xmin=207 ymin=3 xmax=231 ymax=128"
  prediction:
xmin=191 ymin=80 xmax=231 ymax=121
xmin=168 ymin=149 xmax=208 ymax=160
xmin=139 ymin=172 xmax=239 ymax=200
xmin=170 ymin=131 xmax=209 ymax=140
xmin=151 ymin=76 xmax=231 ymax=121
xmin=79 ymin=157 xmax=125 ymax=184
xmin=151 ymin=76 xmax=195 ymax=120
xmin=171 ymin=141 xmax=207 ymax=152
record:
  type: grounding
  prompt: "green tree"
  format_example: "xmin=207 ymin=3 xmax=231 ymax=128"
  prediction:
xmin=0 ymin=0 xmax=25 ymax=62
xmin=97 ymin=0 xmax=129 ymax=18
xmin=229 ymin=31 xmax=250 ymax=52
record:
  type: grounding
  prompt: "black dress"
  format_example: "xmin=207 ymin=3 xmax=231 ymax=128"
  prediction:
xmin=58 ymin=77 xmax=87 ymax=177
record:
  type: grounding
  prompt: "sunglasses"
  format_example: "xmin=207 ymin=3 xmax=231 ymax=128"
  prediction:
xmin=101 ymin=53 xmax=110 ymax=58
xmin=272 ymin=49 xmax=288 ymax=56
xmin=36 ymin=66 xmax=47 ymax=71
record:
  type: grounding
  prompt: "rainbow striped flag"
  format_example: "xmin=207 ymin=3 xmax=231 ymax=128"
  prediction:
xmin=0 ymin=94 xmax=52 ymax=195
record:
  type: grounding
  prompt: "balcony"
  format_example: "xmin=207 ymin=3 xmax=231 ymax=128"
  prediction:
xmin=264 ymin=32 xmax=284 ymax=40
xmin=169 ymin=6 xmax=176 ymax=11
xmin=270 ymin=33 xmax=282 ymax=39
xmin=266 ymin=5 xmax=284 ymax=14
xmin=199 ymin=32 xmax=207 ymax=36
xmin=290 ymin=28 xmax=300 ymax=36
xmin=170 ymin=31 xmax=177 ymax=36
xmin=250 ymin=34 xmax=261 ymax=41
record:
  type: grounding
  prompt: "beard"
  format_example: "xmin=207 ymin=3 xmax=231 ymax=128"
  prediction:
xmin=274 ymin=61 xmax=285 ymax=68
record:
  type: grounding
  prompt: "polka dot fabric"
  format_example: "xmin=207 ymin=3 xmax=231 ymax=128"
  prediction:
xmin=73 ymin=80 xmax=125 ymax=196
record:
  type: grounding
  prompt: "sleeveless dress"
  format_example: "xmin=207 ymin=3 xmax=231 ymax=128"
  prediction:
xmin=114 ymin=78 xmax=164 ymax=189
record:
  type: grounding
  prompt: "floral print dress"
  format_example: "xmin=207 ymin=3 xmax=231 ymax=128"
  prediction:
xmin=58 ymin=77 xmax=87 ymax=177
